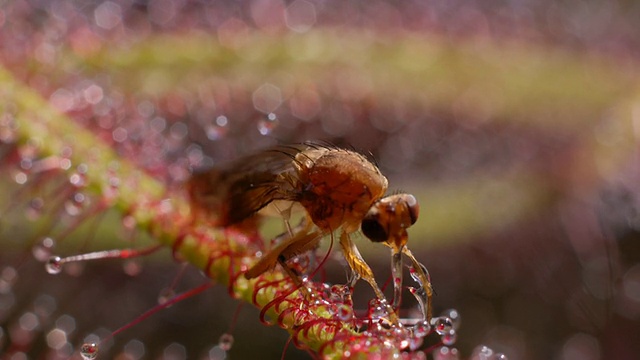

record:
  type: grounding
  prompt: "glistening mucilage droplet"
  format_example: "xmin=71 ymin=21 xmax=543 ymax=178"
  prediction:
xmin=80 ymin=343 xmax=98 ymax=360
xmin=45 ymin=256 xmax=63 ymax=275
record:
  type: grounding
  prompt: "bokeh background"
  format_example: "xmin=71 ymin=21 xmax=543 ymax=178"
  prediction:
xmin=1 ymin=0 xmax=640 ymax=359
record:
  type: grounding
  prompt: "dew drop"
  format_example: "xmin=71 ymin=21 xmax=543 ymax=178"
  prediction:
xmin=431 ymin=316 xmax=454 ymax=335
xmin=441 ymin=330 xmax=457 ymax=346
xmin=257 ymin=113 xmax=278 ymax=135
xmin=495 ymin=354 xmax=508 ymax=360
xmin=217 ymin=333 xmax=234 ymax=352
xmin=45 ymin=256 xmax=63 ymax=275
xmin=80 ymin=343 xmax=98 ymax=359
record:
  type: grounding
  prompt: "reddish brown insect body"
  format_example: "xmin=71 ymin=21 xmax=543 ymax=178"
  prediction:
xmin=187 ymin=143 xmax=433 ymax=322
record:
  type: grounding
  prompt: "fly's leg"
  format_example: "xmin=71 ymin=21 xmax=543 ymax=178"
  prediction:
xmin=402 ymin=246 xmax=433 ymax=322
xmin=339 ymin=232 xmax=398 ymax=324
xmin=244 ymin=215 xmax=318 ymax=280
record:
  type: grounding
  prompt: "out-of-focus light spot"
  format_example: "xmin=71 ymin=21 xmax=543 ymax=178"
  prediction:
xmin=632 ymin=103 xmax=640 ymax=140
xmin=290 ymin=88 xmax=321 ymax=121
xmin=257 ymin=113 xmax=279 ymax=135
xmin=623 ymin=264 xmax=640 ymax=302
xmin=582 ymin=256 xmax=614 ymax=300
xmin=34 ymin=294 xmax=56 ymax=318
xmin=18 ymin=312 xmax=39 ymax=332
xmin=216 ymin=115 xmax=229 ymax=127
xmin=285 ymin=0 xmax=316 ymax=33
xmin=84 ymin=85 xmax=104 ymax=105
xmin=250 ymin=0 xmax=286 ymax=33
xmin=9 ymin=352 xmax=27 ymax=360
xmin=322 ymin=103 xmax=353 ymax=136
xmin=55 ymin=314 xmax=76 ymax=334
xmin=148 ymin=0 xmax=180 ymax=26
xmin=208 ymin=345 xmax=227 ymax=360
xmin=46 ymin=328 xmax=67 ymax=350
xmin=218 ymin=18 xmax=249 ymax=49
xmin=50 ymin=88 xmax=75 ymax=112
xmin=0 ymin=292 xmax=15 ymax=311
xmin=335 ymin=69 xmax=372 ymax=101
xmin=170 ymin=122 xmax=188 ymax=140
xmin=35 ymin=43 xmax=57 ymax=65
xmin=560 ymin=333 xmax=600 ymax=360
xmin=137 ymin=101 xmax=155 ymax=118
xmin=94 ymin=2 xmax=122 ymax=30
xmin=163 ymin=342 xmax=186 ymax=360
xmin=150 ymin=117 xmax=167 ymax=133
xmin=13 ymin=172 xmax=27 ymax=185
xmin=253 ymin=83 xmax=282 ymax=113
xmin=434 ymin=346 xmax=459 ymax=360
xmin=112 ymin=127 xmax=128 ymax=143
xmin=0 ymin=267 xmax=17 ymax=294
xmin=124 ymin=339 xmax=146 ymax=360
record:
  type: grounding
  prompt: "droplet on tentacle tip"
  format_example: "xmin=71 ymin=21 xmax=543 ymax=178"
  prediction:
xmin=441 ymin=308 xmax=461 ymax=330
xmin=45 ymin=256 xmax=63 ymax=275
xmin=413 ymin=320 xmax=431 ymax=337
xmin=431 ymin=316 xmax=454 ymax=335
xmin=217 ymin=333 xmax=234 ymax=351
xmin=367 ymin=298 xmax=389 ymax=322
xmin=329 ymin=284 xmax=351 ymax=303
xmin=80 ymin=343 xmax=98 ymax=360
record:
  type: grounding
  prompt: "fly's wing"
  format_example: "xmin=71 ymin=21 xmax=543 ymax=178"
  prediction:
xmin=187 ymin=146 xmax=305 ymax=226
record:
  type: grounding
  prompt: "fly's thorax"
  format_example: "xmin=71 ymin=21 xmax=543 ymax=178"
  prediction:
xmin=294 ymin=147 xmax=388 ymax=232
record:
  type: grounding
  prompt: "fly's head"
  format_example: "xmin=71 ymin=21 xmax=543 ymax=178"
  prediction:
xmin=361 ymin=193 xmax=420 ymax=251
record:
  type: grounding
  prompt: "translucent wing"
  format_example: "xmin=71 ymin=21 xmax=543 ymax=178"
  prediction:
xmin=187 ymin=145 xmax=305 ymax=225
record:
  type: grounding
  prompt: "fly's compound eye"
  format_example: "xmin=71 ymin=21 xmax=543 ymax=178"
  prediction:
xmin=361 ymin=211 xmax=388 ymax=243
xmin=403 ymin=194 xmax=419 ymax=225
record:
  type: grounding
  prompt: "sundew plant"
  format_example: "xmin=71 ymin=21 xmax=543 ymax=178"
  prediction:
xmin=1 ymin=1 xmax=640 ymax=359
